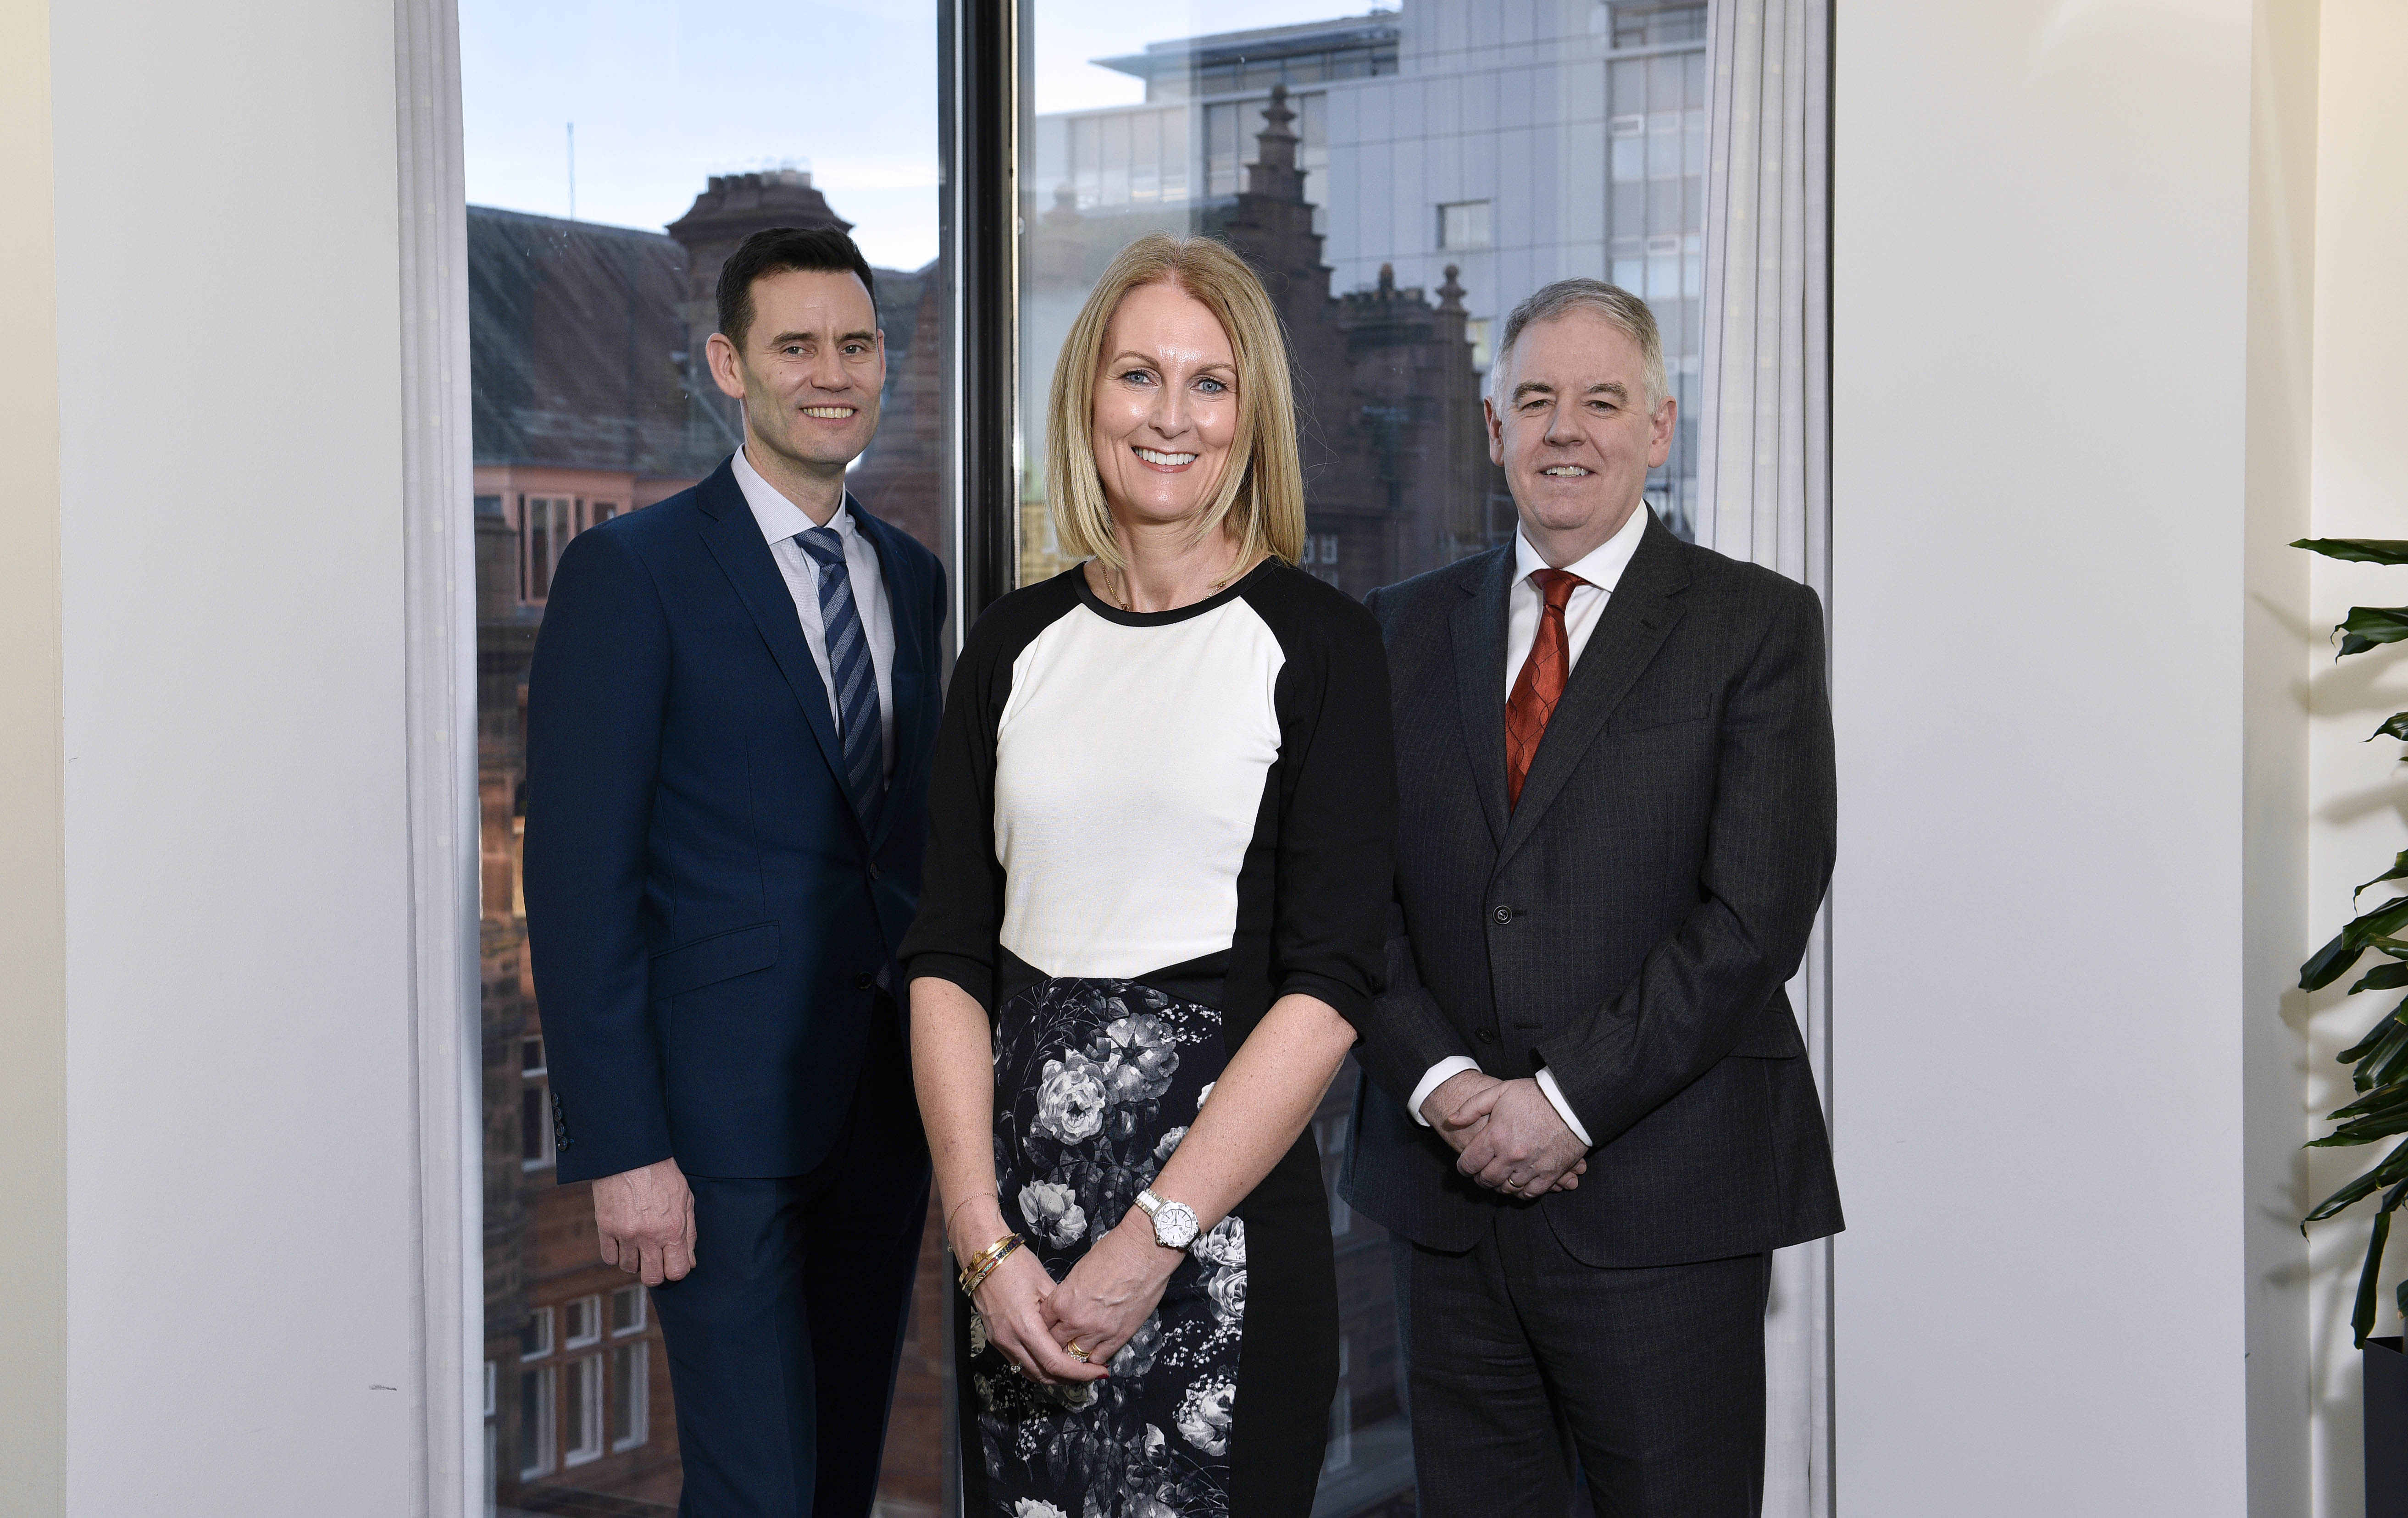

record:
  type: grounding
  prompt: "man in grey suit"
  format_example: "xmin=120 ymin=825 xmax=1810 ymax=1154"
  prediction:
xmin=1343 ymin=278 xmax=1842 ymax=1517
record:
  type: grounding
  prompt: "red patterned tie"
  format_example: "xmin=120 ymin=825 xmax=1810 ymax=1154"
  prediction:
xmin=1505 ymin=568 xmax=1587 ymax=809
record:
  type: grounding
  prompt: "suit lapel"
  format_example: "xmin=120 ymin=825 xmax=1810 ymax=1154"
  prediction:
xmin=851 ymin=497 xmax=929 ymax=854
xmin=1448 ymin=547 xmax=1516 ymax=848
xmin=693 ymin=461 xmax=860 ymax=844
xmin=1495 ymin=514 xmax=1691 ymax=870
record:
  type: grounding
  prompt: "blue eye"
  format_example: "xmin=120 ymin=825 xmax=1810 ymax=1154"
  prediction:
xmin=1196 ymin=377 xmax=1227 ymax=394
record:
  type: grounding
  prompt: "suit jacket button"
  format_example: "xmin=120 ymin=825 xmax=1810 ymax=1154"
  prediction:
xmin=1476 ymin=1028 xmax=1498 ymax=1043
xmin=855 ymin=972 xmax=876 ymax=991
xmin=1493 ymin=905 xmax=1513 ymax=924
xmin=869 ymin=864 xmax=882 ymax=882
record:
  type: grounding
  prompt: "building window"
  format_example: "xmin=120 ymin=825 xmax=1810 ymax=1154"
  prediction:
xmin=610 ymin=1342 xmax=651 ymax=1451
xmin=521 ymin=1035 xmax=545 ymax=1077
xmin=564 ymin=1295 xmax=602 ymax=1349
xmin=588 ymin=500 xmax=619 ymax=526
xmin=1466 ymin=318 xmax=1493 ymax=371
xmin=522 ymin=1085 xmax=555 ymax=1170
xmin=1439 ymin=200 xmax=1493 ymax=250
xmin=475 ymin=493 xmax=503 ymax=518
xmin=520 ymin=1306 xmax=553 ymax=1362
xmin=610 ymin=1284 xmax=647 ymax=1336
xmin=519 ymin=1365 xmax=557 ymax=1478
xmin=522 ymin=495 xmax=575 ymax=602
xmin=484 ymin=1359 xmax=496 ymax=1419
xmin=565 ymin=1354 xmax=605 ymax=1467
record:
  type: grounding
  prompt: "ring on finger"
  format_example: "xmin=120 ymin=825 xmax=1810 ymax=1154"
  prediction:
xmin=1067 ymin=1340 xmax=1090 ymax=1363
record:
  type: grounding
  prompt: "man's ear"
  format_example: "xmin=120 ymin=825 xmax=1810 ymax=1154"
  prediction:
xmin=705 ymin=331 xmax=747 ymax=402
xmin=1483 ymin=396 xmax=1505 ymax=467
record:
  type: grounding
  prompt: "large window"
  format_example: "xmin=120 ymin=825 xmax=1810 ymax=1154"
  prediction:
xmin=1017 ymin=3 xmax=1714 ymax=1509
xmin=462 ymin=5 xmax=954 ymax=1513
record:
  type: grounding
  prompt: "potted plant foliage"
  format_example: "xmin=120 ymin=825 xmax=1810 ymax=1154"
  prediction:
xmin=2293 ymin=536 xmax=2408 ymax=1507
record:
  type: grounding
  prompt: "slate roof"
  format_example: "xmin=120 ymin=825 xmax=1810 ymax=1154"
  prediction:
xmin=468 ymin=206 xmax=734 ymax=477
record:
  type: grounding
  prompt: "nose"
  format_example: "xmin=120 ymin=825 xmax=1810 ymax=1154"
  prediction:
xmin=1148 ymin=379 xmax=1191 ymax=440
xmin=806 ymin=343 xmax=849 ymax=393
xmin=1541 ymin=399 xmax=1581 ymax=447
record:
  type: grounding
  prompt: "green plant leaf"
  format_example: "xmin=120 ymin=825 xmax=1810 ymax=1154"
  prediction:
xmin=2338 ymin=607 xmax=2408 ymax=659
xmin=2362 ymin=853 xmax=2408 ymax=901
xmin=2295 ymin=538 xmax=2408 ymax=565
xmin=2341 ymin=1003 xmax=2408 ymax=1065
xmin=2376 ymin=713 xmax=2408 ymax=742
xmin=2360 ymin=1208 xmax=2396 ymax=1347
xmin=2375 ymin=939 xmax=2408 ymax=962
xmin=2329 ymin=1081 xmax=2408 ymax=1123
xmin=2303 ymin=896 xmax=2408 ymax=991
xmin=2307 ymin=1150 xmax=2408 ymax=1222
xmin=2354 ymin=964 xmax=2408 ymax=995
xmin=2370 ymin=1035 xmax=2408 ymax=1093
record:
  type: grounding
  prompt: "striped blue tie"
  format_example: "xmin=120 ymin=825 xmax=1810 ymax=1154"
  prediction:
xmin=796 ymin=524 xmax=883 ymax=828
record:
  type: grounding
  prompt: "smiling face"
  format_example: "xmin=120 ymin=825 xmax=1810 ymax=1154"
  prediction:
xmin=1485 ymin=308 xmax=1676 ymax=564
xmin=1089 ymin=279 xmax=1240 ymax=534
xmin=705 ymin=266 xmax=884 ymax=481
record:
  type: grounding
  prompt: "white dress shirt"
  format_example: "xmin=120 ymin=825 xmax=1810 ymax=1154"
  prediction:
xmin=732 ymin=445 xmax=896 ymax=780
xmin=1408 ymin=502 xmax=1652 ymax=1149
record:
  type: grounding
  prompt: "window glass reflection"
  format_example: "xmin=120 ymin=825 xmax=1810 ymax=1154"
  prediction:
xmin=462 ymin=4 xmax=951 ymax=1513
xmin=1020 ymin=3 xmax=1714 ymax=1509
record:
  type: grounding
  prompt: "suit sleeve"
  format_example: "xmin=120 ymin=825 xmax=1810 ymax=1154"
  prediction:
xmin=899 ymin=613 xmax=1007 ymax=1008
xmin=1533 ymin=580 xmax=1837 ymax=1149
xmin=1346 ymin=584 xmax=1479 ymax=1106
xmin=1266 ymin=596 xmax=1398 ymax=1027
xmin=521 ymin=527 xmax=675 ymax=1183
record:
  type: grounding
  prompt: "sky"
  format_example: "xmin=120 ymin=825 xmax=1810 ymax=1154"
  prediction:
xmin=461 ymin=1 xmax=1390 ymax=269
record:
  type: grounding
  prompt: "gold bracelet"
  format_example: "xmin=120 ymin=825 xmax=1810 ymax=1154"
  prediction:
xmin=960 ymin=1235 xmax=1021 ymax=1296
xmin=957 ymin=1232 xmax=1023 ymax=1295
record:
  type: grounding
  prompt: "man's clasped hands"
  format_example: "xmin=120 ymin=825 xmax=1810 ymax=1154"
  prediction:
xmin=1420 ymin=1069 xmax=1588 ymax=1201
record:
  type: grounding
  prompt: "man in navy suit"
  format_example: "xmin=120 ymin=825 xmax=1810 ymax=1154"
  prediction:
xmin=523 ymin=226 xmax=945 ymax=1517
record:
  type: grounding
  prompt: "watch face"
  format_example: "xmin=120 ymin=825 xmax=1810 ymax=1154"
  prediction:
xmin=1155 ymin=1201 xmax=1200 ymax=1250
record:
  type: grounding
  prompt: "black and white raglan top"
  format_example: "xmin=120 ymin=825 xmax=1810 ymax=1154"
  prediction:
xmin=901 ymin=559 xmax=1396 ymax=1041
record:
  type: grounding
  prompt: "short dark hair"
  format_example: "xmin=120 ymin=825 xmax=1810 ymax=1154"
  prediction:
xmin=715 ymin=227 xmax=877 ymax=348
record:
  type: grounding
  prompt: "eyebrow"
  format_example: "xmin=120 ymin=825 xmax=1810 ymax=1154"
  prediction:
xmin=1108 ymin=349 xmax=1237 ymax=374
xmin=1512 ymin=379 xmax=1630 ymax=402
xmin=766 ymin=328 xmax=878 ymax=348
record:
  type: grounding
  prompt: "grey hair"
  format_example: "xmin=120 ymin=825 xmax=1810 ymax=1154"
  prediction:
xmin=1485 ymin=278 xmax=1669 ymax=410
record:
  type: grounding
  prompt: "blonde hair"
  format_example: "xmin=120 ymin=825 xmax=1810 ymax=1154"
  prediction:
xmin=1045 ymin=234 xmax=1305 ymax=573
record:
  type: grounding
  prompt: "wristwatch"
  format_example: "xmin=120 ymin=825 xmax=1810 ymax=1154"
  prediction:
xmin=1132 ymin=1188 xmax=1200 ymax=1251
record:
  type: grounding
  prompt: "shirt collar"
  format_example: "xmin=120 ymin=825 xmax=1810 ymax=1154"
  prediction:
xmin=1513 ymin=499 xmax=1650 ymax=594
xmin=732 ymin=443 xmax=854 ymax=546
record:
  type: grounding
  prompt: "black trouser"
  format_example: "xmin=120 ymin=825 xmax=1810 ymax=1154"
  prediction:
xmin=1394 ymin=1208 xmax=1770 ymax=1518
xmin=649 ymin=1008 xmax=930 ymax=1518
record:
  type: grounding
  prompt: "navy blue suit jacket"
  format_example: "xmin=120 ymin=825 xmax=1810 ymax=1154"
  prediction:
xmin=522 ymin=458 xmax=946 ymax=1183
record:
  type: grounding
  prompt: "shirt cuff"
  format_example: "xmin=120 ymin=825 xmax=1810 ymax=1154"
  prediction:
xmin=1408 ymin=1057 xmax=1483 ymax=1127
xmin=1533 ymin=1068 xmax=1594 ymax=1147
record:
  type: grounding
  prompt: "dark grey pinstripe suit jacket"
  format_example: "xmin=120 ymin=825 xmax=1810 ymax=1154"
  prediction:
xmin=1341 ymin=512 xmax=1844 ymax=1269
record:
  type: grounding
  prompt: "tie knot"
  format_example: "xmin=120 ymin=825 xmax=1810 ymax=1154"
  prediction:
xmin=796 ymin=524 xmax=844 ymax=570
xmin=1530 ymin=566 xmax=1587 ymax=612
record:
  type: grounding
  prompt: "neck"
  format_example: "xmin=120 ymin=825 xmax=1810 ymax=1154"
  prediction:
xmin=743 ymin=436 xmax=849 ymax=527
xmin=1522 ymin=495 xmax=1642 ymax=570
xmin=1095 ymin=514 xmax=1249 ymax=613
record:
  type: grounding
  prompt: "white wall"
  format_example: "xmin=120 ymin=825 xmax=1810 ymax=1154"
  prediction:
xmin=2304 ymin=2 xmax=2408 ymax=1510
xmin=1830 ymin=0 xmax=2271 ymax=1511
xmin=47 ymin=0 xmax=424 ymax=1510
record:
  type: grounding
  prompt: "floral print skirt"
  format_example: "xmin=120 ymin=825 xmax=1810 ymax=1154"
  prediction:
xmin=964 ymin=971 xmax=1266 ymax=1518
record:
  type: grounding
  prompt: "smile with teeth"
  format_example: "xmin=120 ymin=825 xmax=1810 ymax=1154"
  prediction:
xmin=1541 ymin=465 xmax=1592 ymax=476
xmin=1134 ymin=447 xmax=1199 ymax=468
xmin=801 ymin=406 xmax=856 ymax=419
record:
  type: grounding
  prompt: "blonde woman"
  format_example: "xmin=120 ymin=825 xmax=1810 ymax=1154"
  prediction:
xmin=901 ymin=234 xmax=1396 ymax=1516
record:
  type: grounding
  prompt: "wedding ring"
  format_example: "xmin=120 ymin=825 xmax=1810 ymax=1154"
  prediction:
xmin=1067 ymin=1341 xmax=1090 ymax=1363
